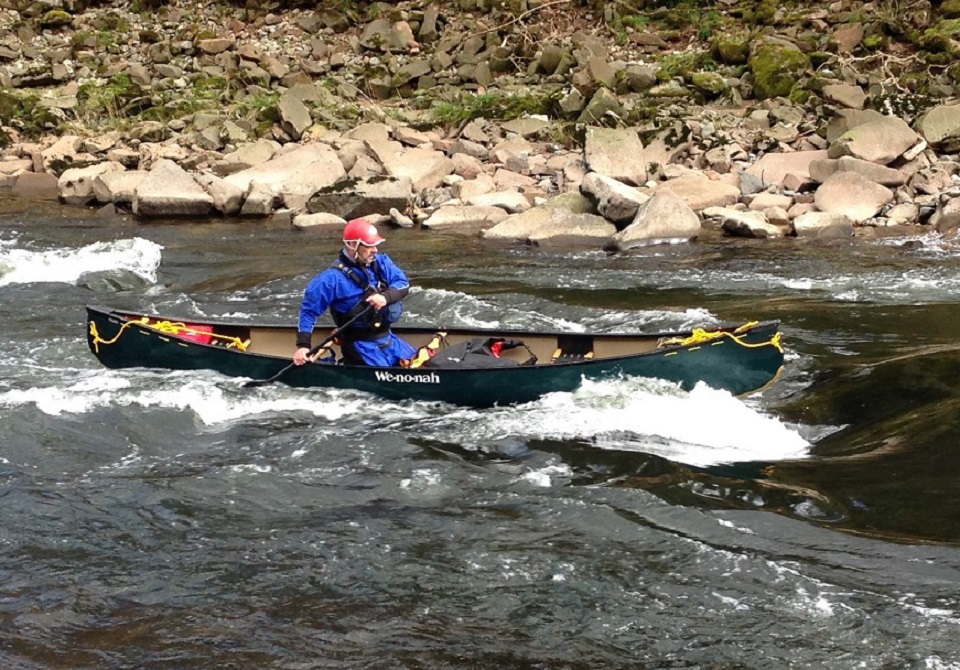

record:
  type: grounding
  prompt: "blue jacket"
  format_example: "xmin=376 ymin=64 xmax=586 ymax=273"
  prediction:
xmin=297 ymin=251 xmax=414 ymax=366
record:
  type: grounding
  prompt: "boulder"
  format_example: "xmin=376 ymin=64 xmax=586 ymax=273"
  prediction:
xmin=579 ymin=172 xmax=649 ymax=225
xmin=422 ymin=205 xmax=508 ymax=232
xmin=717 ymin=209 xmax=785 ymax=238
xmin=748 ymin=37 xmax=811 ymax=100
xmin=293 ymin=212 xmax=348 ymax=231
xmin=809 ymin=155 xmax=911 ymax=187
xmin=224 ymin=143 xmax=346 ymax=212
xmin=382 ymin=147 xmax=454 ymax=191
xmin=583 ymin=127 xmax=646 ymax=186
xmin=133 ymin=159 xmax=214 ymax=218
xmin=466 ymin=191 xmax=531 ymax=213
xmin=792 ymin=211 xmax=855 ymax=238
xmin=482 ymin=204 xmax=615 ymax=246
xmin=12 ymin=172 xmax=58 ymax=200
xmin=58 ymin=161 xmax=126 ymax=205
xmin=213 ymin=139 xmax=281 ymax=176
xmin=611 ymin=189 xmax=701 ymax=249
xmin=917 ymin=103 xmax=960 ymax=151
xmin=814 ymin=171 xmax=894 ymax=222
xmin=745 ymin=150 xmax=829 ymax=187
xmin=194 ymin=172 xmax=245 ymax=216
xmin=93 ymin=170 xmax=147 ymax=206
xmin=306 ymin=176 xmax=414 ymax=220
xmin=658 ymin=174 xmax=740 ymax=211
xmin=828 ymin=116 xmax=921 ymax=166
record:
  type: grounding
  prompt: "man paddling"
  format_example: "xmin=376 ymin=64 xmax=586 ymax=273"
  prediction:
xmin=293 ymin=218 xmax=415 ymax=367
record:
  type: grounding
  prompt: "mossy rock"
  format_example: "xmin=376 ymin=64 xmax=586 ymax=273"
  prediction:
xmin=711 ymin=31 xmax=751 ymax=64
xmin=808 ymin=51 xmax=833 ymax=68
xmin=943 ymin=0 xmax=960 ymax=19
xmin=139 ymin=29 xmax=163 ymax=44
xmin=656 ymin=50 xmax=711 ymax=83
xmin=863 ymin=33 xmax=885 ymax=50
xmin=750 ymin=0 xmax=778 ymax=26
xmin=918 ymin=19 xmax=960 ymax=54
xmin=39 ymin=9 xmax=72 ymax=27
xmin=922 ymin=50 xmax=956 ymax=65
xmin=0 ymin=91 xmax=20 ymax=120
xmin=900 ymin=71 xmax=932 ymax=94
xmin=691 ymin=71 xmax=729 ymax=96
xmin=748 ymin=38 xmax=811 ymax=100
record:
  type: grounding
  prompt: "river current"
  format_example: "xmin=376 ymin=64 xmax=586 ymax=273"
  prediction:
xmin=2 ymin=199 xmax=960 ymax=669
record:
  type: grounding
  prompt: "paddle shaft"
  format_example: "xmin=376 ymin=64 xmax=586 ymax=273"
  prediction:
xmin=243 ymin=305 xmax=374 ymax=388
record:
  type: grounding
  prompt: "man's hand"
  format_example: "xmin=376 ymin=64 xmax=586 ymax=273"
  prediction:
xmin=293 ymin=346 xmax=312 ymax=366
xmin=365 ymin=292 xmax=387 ymax=310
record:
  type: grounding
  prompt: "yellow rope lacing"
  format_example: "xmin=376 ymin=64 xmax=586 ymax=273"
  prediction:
xmin=89 ymin=317 xmax=250 ymax=354
xmin=658 ymin=321 xmax=783 ymax=352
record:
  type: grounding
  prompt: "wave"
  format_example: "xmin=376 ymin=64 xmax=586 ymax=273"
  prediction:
xmin=0 ymin=370 xmax=810 ymax=468
xmin=0 ymin=237 xmax=163 ymax=287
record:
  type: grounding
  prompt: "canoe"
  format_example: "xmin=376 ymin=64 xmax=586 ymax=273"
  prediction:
xmin=85 ymin=304 xmax=785 ymax=407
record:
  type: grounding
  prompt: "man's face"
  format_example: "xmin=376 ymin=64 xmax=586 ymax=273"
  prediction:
xmin=355 ymin=243 xmax=379 ymax=265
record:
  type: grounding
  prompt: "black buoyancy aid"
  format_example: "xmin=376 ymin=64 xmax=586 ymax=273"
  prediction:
xmin=330 ymin=254 xmax=391 ymax=340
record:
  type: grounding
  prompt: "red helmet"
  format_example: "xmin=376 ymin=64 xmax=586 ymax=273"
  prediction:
xmin=343 ymin=218 xmax=385 ymax=248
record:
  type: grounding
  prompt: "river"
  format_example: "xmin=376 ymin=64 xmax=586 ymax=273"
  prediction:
xmin=2 ymin=198 xmax=959 ymax=669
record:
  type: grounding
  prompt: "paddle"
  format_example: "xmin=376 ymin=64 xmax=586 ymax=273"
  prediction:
xmin=243 ymin=305 xmax=373 ymax=388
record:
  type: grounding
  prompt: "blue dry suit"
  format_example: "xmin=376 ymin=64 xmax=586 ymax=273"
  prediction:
xmin=297 ymin=251 xmax=416 ymax=367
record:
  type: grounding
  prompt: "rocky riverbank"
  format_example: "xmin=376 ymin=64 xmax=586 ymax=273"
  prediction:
xmin=4 ymin=0 xmax=960 ymax=248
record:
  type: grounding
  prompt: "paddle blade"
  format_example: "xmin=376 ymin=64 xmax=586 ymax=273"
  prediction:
xmin=242 ymin=378 xmax=274 ymax=388
xmin=242 ymin=362 xmax=295 ymax=388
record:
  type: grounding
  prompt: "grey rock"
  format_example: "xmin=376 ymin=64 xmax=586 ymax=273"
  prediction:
xmin=306 ymin=176 xmax=414 ymax=220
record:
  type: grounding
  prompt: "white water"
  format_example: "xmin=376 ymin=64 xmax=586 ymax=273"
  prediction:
xmin=0 ymin=369 xmax=810 ymax=468
xmin=0 ymin=237 xmax=163 ymax=287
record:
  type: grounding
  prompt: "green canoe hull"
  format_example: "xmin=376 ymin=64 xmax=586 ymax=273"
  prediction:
xmin=86 ymin=305 xmax=784 ymax=407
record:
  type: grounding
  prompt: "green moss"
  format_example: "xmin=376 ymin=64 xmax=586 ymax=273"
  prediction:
xmin=900 ymin=71 xmax=931 ymax=93
xmin=236 ymin=91 xmax=281 ymax=130
xmin=695 ymin=9 xmax=725 ymax=40
xmin=98 ymin=11 xmax=131 ymax=32
xmin=39 ymin=9 xmax=72 ymax=27
xmin=429 ymin=91 xmax=554 ymax=125
xmin=0 ymin=91 xmax=20 ymax=121
xmin=140 ymin=75 xmax=227 ymax=122
xmin=1 ymin=92 xmax=64 ymax=139
xmin=788 ymin=88 xmax=812 ymax=105
xmin=691 ymin=71 xmax=728 ymax=96
xmin=748 ymin=39 xmax=811 ymax=100
xmin=921 ymin=50 xmax=956 ymax=65
xmin=620 ymin=14 xmax=649 ymax=30
xmin=808 ymin=51 xmax=833 ymax=68
xmin=918 ymin=19 xmax=960 ymax=54
xmin=864 ymin=33 xmax=885 ymax=50
xmin=751 ymin=0 xmax=778 ymax=26
xmin=711 ymin=30 xmax=751 ymax=64
xmin=656 ymin=49 xmax=712 ymax=82
xmin=77 ymin=72 xmax=145 ymax=121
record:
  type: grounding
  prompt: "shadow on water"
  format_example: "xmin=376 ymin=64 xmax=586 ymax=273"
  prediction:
xmin=411 ymin=435 xmax=851 ymax=527
xmin=769 ymin=341 xmax=960 ymax=544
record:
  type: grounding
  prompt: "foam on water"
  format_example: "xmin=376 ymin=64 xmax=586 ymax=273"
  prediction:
xmin=0 ymin=237 xmax=163 ymax=287
xmin=435 ymin=377 xmax=810 ymax=467
xmin=412 ymin=287 xmax=718 ymax=333
xmin=0 ymin=371 xmax=369 ymax=425
xmin=1 ymin=373 xmax=808 ymax=468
